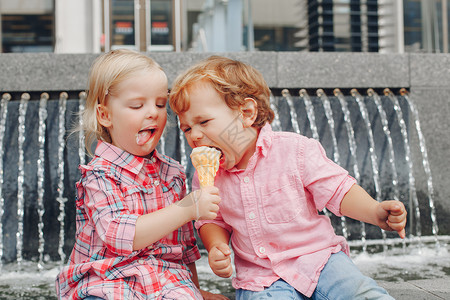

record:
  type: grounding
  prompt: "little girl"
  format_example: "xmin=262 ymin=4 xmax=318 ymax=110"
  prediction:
xmin=55 ymin=49 xmax=227 ymax=300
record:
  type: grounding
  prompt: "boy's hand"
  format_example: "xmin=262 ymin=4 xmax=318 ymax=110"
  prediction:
xmin=208 ymin=243 xmax=233 ymax=278
xmin=376 ymin=200 xmax=407 ymax=239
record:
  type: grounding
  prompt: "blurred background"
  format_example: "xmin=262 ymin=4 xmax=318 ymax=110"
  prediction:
xmin=0 ymin=0 xmax=448 ymax=54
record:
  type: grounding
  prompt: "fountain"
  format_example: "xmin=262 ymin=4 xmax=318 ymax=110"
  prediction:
xmin=0 ymin=52 xmax=449 ymax=298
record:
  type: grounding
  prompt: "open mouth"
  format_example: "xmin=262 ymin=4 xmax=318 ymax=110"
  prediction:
xmin=136 ymin=128 xmax=156 ymax=146
xmin=209 ymin=146 xmax=225 ymax=163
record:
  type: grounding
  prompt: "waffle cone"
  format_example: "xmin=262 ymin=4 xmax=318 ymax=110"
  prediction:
xmin=190 ymin=146 xmax=221 ymax=187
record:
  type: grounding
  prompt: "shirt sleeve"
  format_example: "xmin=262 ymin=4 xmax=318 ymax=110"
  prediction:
xmin=81 ymin=168 xmax=138 ymax=257
xmin=300 ymin=137 xmax=356 ymax=216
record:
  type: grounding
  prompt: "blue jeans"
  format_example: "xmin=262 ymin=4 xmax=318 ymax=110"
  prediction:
xmin=236 ymin=251 xmax=394 ymax=300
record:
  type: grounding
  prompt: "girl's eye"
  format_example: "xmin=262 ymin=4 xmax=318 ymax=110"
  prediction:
xmin=183 ymin=127 xmax=191 ymax=133
xmin=156 ymin=103 xmax=166 ymax=108
xmin=130 ymin=105 xmax=142 ymax=109
xmin=200 ymin=120 xmax=209 ymax=125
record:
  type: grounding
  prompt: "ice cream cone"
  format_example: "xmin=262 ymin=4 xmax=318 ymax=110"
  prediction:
xmin=190 ymin=146 xmax=221 ymax=187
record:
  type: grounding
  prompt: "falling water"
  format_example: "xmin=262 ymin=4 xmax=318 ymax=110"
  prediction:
xmin=351 ymin=89 xmax=388 ymax=250
xmin=78 ymin=92 xmax=86 ymax=166
xmin=16 ymin=93 xmax=29 ymax=265
xmin=269 ymin=93 xmax=282 ymax=131
xmin=0 ymin=93 xmax=10 ymax=268
xmin=367 ymin=89 xmax=400 ymax=201
xmin=333 ymin=90 xmax=361 ymax=182
xmin=281 ymin=89 xmax=301 ymax=134
xmin=177 ymin=116 xmax=189 ymax=192
xmin=333 ymin=89 xmax=367 ymax=250
xmin=299 ymin=89 xmax=319 ymax=140
xmin=400 ymin=89 xmax=439 ymax=245
xmin=37 ymin=93 xmax=48 ymax=269
xmin=0 ymin=89 xmax=444 ymax=274
xmin=317 ymin=89 xmax=340 ymax=164
xmin=159 ymin=135 xmax=166 ymax=156
xmin=369 ymin=89 xmax=405 ymax=251
xmin=57 ymin=92 xmax=68 ymax=263
xmin=384 ymin=89 xmax=422 ymax=240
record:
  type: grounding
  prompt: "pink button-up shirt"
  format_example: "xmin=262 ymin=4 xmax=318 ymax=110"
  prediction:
xmin=195 ymin=124 xmax=356 ymax=297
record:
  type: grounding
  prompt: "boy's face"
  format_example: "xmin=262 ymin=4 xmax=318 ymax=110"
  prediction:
xmin=97 ymin=69 xmax=168 ymax=157
xmin=178 ymin=81 xmax=258 ymax=170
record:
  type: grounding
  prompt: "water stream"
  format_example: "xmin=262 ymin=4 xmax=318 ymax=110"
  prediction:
xmin=0 ymin=89 xmax=447 ymax=297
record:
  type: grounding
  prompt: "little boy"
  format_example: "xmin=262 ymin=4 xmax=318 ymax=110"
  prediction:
xmin=169 ymin=56 xmax=406 ymax=299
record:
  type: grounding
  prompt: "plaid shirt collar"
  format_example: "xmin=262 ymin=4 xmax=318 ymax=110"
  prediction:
xmin=95 ymin=140 xmax=166 ymax=174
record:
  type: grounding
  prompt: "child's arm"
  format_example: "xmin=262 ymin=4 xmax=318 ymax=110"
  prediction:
xmin=340 ymin=184 xmax=407 ymax=238
xmin=199 ymin=223 xmax=233 ymax=278
xmin=133 ymin=186 xmax=220 ymax=250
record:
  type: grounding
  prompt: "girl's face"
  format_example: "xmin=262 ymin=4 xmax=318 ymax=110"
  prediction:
xmin=98 ymin=69 xmax=168 ymax=157
xmin=178 ymin=81 xmax=258 ymax=170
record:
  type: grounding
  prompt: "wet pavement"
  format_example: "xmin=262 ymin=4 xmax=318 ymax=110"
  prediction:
xmin=380 ymin=278 xmax=450 ymax=299
xmin=0 ymin=241 xmax=448 ymax=299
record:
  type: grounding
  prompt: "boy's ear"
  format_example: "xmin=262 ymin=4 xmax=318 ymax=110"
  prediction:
xmin=239 ymin=98 xmax=258 ymax=127
xmin=97 ymin=104 xmax=112 ymax=128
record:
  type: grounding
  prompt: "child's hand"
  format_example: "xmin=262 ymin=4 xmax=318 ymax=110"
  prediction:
xmin=376 ymin=200 xmax=407 ymax=238
xmin=181 ymin=187 xmax=221 ymax=221
xmin=199 ymin=289 xmax=230 ymax=300
xmin=208 ymin=243 xmax=233 ymax=278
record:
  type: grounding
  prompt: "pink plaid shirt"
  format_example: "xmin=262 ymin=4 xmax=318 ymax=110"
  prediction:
xmin=56 ymin=141 xmax=201 ymax=299
xmin=195 ymin=124 xmax=356 ymax=297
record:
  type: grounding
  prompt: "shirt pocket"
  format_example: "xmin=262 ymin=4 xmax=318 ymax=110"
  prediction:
xmin=260 ymin=175 xmax=301 ymax=223
xmin=122 ymin=184 xmax=155 ymax=214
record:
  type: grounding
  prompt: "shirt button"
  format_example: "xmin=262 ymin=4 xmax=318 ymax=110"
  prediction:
xmin=138 ymin=259 xmax=145 ymax=264
xmin=151 ymin=157 xmax=157 ymax=163
xmin=154 ymin=180 xmax=160 ymax=186
xmin=259 ymin=247 xmax=266 ymax=254
xmin=154 ymin=291 xmax=160 ymax=297
xmin=147 ymin=245 xmax=154 ymax=250
xmin=243 ymin=176 xmax=250 ymax=183
xmin=248 ymin=212 xmax=256 ymax=220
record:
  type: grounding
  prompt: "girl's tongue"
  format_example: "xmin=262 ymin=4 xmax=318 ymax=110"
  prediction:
xmin=136 ymin=129 xmax=153 ymax=146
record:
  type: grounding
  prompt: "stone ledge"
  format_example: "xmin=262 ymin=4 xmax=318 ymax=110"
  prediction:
xmin=2 ymin=52 xmax=449 ymax=92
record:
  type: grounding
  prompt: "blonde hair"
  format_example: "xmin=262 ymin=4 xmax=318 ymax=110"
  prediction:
xmin=169 ymin=56 xmax=274 ymax=128
xmin=81 ymin=49 xmax=163 ymax=156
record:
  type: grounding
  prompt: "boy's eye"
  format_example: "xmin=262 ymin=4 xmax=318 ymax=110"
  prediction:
xmin=200 ymin=120 xmax=209 ymax=125
xmin=130 ymin=104 xmax=143 ymax=109
xmin=182 ymin=127 xmax=191 ymax=133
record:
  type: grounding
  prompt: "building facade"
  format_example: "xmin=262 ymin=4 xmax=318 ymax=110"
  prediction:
xmin=0 ymin=0 xmax=448 ymax=53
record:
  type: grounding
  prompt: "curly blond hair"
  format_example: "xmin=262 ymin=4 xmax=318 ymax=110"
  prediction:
xmin=169 ymin=56 xmax=274 ymax=128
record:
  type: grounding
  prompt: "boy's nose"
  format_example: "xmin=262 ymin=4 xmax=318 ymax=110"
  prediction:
xmin=190 ymin=126 xmax=204 ymax=142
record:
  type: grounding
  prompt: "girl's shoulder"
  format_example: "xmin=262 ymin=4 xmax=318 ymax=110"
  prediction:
xmin=79 ymin=155 xmax=121 ymax=179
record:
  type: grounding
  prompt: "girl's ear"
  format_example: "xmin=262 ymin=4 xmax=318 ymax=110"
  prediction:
xmin=239 ymin=98 xmax=258 ymax=127
xmin=97 ymin=104 xmax=112 ymax=128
